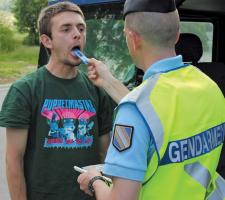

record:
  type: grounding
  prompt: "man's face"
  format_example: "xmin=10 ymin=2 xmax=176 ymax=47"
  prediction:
xmin=49 ymin=11 xmax=86 ymax=67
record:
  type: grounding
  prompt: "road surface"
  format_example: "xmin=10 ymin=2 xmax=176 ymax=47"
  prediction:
xmin=0 ymin=85 xmax=10 ymax=200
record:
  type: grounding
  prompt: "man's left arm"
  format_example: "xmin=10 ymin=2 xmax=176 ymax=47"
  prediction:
xmin=99 ymin=133 xmax=110 ymax=162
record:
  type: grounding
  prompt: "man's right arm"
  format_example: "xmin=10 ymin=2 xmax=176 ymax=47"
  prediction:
xmin=6 ymin=128 xmax=28 ymax=200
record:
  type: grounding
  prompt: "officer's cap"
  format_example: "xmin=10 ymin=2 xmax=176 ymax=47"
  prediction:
xmin=123 ymin=0 xmax=176 ymax=18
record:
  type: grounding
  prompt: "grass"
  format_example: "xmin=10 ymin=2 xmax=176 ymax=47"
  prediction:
xmin=0 ymin=11 xmax=39 ymax=84
xmin=0 ymin=45 xmax=39 ymax=84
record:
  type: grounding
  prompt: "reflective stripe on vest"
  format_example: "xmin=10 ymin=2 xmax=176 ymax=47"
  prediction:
xmin=184 ymin=162 xmax=211 ymax=189
xmin=120 ymin=74 xmax=164 ymax=160
xmin=207 ymin=175 xmax=225 ymax=200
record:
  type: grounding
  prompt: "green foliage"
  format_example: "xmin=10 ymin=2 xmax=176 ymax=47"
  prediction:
xmin=13 ymin=0 xmax=47 ymax=45
xmin=0 ymin=11 xmax=18 ymax=52
xmin=86 ymin=18 xmax=132 ymax=80
xmin=0 ymin=24 xmax=19 ymax=52
xmin=0 ymin=11 xmax=15 ymax=29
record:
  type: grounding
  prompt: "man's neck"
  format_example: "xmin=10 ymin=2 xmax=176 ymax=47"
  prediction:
xmin=46 ymin=59 xmax=78 ymax=79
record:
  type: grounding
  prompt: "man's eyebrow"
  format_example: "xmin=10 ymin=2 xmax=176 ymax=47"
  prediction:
xmin=60 ymin=23 xmax=72 ymax=28
xmin=77 ymin=23 xmax=86 ymax=27
xmin=60 ymin=23 xmax=86 ymax=28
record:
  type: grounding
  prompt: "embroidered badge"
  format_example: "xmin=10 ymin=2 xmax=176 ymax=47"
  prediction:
xmin=112 ymin=124 xmax=134 ymax=152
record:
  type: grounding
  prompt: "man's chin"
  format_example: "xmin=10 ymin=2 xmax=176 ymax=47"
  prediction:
xmin=65 ymin=61 xmax=82 ymax=67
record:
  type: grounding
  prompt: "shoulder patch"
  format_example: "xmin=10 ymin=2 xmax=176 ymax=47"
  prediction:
xmin=112 ymin=124 xmax=134 ymax=152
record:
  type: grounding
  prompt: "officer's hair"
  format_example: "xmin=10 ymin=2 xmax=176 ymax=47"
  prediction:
xmin=38 ymin=1 xmax=84 ymax=38
xmin=125 ymin=10 xmax=179 ymax=48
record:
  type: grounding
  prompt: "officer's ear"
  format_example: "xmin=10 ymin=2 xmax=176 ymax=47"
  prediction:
xmin=40 ymin=34 xmax=53 ymax=50
xmin=175 ymin=30 xmax=180 ymax=45
xmin=128 ymin=30 xmax=142 ymax=51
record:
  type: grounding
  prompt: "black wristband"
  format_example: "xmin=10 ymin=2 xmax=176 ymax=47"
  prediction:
xmin=88 ymin=176 xmax=111 ymax=194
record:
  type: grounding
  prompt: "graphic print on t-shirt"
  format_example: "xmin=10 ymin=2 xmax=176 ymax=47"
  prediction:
xmin=41 ymin=99 xmax=96 ymax=149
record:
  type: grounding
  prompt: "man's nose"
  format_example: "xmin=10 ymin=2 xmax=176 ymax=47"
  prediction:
xmin=72 ymin=27 xmax=81 ymax=39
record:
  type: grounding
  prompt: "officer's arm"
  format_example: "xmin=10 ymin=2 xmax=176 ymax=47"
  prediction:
xmin=101 ymin=76 xmax=129 ymax=104
xmin=6 ymin=128 xmax=28 ymax=200
xmin=95 ymin=177 xmax=141 ymax=200
xmin=78 ymin=173 xmax=141 ymax=200
xmin=87 ymin=58 xmax=129 ymax=104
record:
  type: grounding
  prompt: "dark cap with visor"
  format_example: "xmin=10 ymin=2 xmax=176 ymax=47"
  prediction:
xmin=123 ymin=0 xmax=176 ymax=18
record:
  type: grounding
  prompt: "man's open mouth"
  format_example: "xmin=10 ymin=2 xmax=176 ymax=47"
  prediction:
xmin=71 ymin=46 xmax=81 ymax=58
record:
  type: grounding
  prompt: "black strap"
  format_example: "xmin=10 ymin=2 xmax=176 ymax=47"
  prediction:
xmin=88 ymin=176 xmax=111 ymax=194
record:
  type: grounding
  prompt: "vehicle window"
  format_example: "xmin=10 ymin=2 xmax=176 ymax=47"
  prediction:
xmin=81 ymin=13 xmax=213 ymax=81
xmin=180 ymin=21 xmax=213 ymax=62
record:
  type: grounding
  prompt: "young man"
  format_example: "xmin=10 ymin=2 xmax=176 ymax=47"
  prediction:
xmin=77 ymin=0 xmax=225 ymax=199
xmin=0 ymin=2 xmax=114 ymax=200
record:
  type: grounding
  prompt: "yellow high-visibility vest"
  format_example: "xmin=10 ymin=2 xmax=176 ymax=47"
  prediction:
xmin=120 ymin=65 xmax=225 ymax=200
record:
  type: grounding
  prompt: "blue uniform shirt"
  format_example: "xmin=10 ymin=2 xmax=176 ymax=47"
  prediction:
xmin=103 ymin=55 xmax=184 ymax=182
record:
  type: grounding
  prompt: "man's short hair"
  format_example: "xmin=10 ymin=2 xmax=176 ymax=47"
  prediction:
xmin=125 ymin=10 xmax=179 ymax=48
xmin=38 ymin=1 xmax=84 ymax=38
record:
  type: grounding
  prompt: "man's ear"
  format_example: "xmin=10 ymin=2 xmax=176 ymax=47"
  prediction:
xmin=40 ymin=34 xmax=52 ymax=49
xmin=129 ymin=31 xmax=141 ymax=51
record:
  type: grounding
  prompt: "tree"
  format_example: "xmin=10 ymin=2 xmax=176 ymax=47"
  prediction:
xmin=81 ymin=7 xmax=134 ymax=80
xmin=85 ymin=17 xmax=132 ymax=80
xmin=13 ymin=0 xmax=47 ymax=45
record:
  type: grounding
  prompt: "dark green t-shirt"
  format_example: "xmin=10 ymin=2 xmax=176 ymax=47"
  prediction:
xmin=0 ymin=66 xmax=115 ymax=200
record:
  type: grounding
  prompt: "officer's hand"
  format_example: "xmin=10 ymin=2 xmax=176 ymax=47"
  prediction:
xmin=87 ymin=58 xmax=114 ymax=87
xmin=77 ymin=169 xmax=101 ymax=196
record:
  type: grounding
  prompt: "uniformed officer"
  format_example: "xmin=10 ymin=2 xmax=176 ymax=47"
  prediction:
xmin=77 ymin=0 xmax=225 ymax=199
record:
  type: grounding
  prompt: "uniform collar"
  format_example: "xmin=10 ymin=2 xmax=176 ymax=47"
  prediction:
xmin=143 ymin=55 xmax=184 ymax=81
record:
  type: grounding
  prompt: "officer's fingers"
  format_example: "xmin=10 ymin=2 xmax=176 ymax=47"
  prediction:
xmin=78 ymin=174 xmax=94 ymax=196
xmin=88 ymin=58 xmax=101 ymax=66
xmin=87 ymin=65 xmax=95 ymax=71
xmin=77 ymin=172 xmax=87 ymax=185
xmin=88 ymin=75 xmax=97 ymax=80
xmin=87 ymin=70 xmax=97 ymax=79
xmin=85 ymin=190 xmax=93 ymax=196
xmin=79 ymin=183 xmax=93 ymax=196
xmin=79 ymin=183 xmax=87 ymax=192
xmin=87 ymin=65 xmax=97 ymax=74
xmin=89 ymin=58 xmax=106 ymax=70
xmin=83 ymin=189 xmax=93 ymax=196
